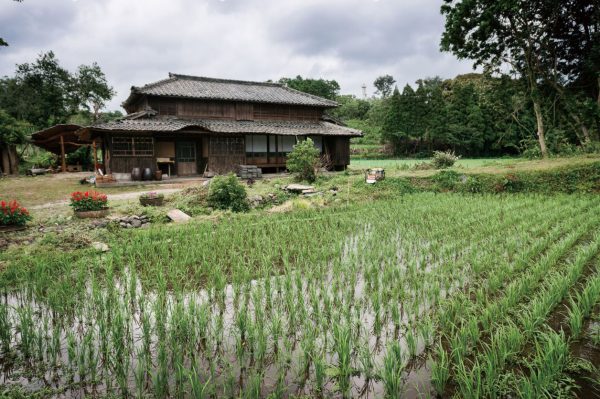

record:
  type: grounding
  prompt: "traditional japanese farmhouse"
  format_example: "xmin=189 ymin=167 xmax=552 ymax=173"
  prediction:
xmin=32 ymin=74 xmax=362 ymax=178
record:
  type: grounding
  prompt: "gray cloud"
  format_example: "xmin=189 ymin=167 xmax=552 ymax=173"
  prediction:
xmin=0 ymin=0 xmax=475 ymax=111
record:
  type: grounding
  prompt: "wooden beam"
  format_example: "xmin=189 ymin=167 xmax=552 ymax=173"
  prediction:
xmin=60 ymin=134 xmax=66 ymax=172
xmin=92 ymin=139 xmax=98 ymax=173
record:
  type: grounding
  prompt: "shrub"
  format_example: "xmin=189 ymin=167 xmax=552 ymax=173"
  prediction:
xmin=0 ymin=200 xmax=32 ymax=226
xmin=459 ymin=176 xmax=484 ymax=193
xmin=168 ymin=185 xmax=210 ymax=216
xmin=431 ymin=150 xmax=460 ymax=169
xmin=432 ymin=171 xmax=462 ymax=191
xmin=207 ymin=174 xmax=249 ymax=212
xmin=69 ymin=191 xmax=108 ymax=212
xmin=140 ymin=192 xmax=164 ymax=200
xmin=286 ymin=138 xmax=320 ymax=182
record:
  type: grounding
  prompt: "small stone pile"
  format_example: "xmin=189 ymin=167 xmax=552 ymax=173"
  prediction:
xmin=116 ymin=215 xmax=151 ymax=229
xmin=237 ymin=165 xmax=262 ymax=179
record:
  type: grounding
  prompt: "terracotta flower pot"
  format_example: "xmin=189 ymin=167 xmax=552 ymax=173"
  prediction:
xmin=74 ymin=208 xmax=110 ymax=218
xmin=139 ymin=197 xmax=164 ymax=207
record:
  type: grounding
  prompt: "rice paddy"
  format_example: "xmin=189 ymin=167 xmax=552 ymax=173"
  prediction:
xmin=1 ymin=193 xmax=600 ymax=398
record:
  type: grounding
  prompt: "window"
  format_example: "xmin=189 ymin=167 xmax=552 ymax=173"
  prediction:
xmin=309 ymin=136 xmax=323 ymax=152
xmin=112 ymin=137 xmax=154 ymax=157
xmin=279 ymin=136 xmax=296 ymax=155
xmin=176 ymin=142 xmax=196 ymax=162
xmin=297 ymin=136 xmax=323 ymax=152
xmin=245 ymin=135 xmax=268 ymax=158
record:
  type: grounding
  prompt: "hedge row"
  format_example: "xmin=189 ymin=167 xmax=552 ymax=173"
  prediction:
xmin=378 ymin=161 xmax=600 ymax=195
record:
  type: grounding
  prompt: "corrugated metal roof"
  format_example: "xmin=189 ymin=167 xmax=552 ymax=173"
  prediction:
xmin=91 ymin=118 xmax=362 ymax=137
xmin=122 ymin=74 xmax=338 ymax=108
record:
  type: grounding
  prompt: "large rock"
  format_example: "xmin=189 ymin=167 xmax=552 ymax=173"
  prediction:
xmin=167 ymin=209 xmax=192 ymax=223
xmin=285 ymin=184 xmax=315 ymax=193
xmin=91 ymin=242 xmax=110 ymax=252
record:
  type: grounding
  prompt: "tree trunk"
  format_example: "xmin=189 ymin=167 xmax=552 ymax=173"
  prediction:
xmin=0 ymin=146 xmax=7 ymax=175
xmin=532 ymin=99 xmax=548 ymax=158
xmin=6 ymin=145 xmax=18 ymax=175
xmin=597 ymin=76 xmax=600 ymax=106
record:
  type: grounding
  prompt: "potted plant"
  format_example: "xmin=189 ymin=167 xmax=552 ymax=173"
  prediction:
xmin=139 ymin=191 xmax=164 ymax=206
xmin=70 ymin=191 xmax=109 ymax=218
xmin=0 ymin=200 xmax=32 ymax=232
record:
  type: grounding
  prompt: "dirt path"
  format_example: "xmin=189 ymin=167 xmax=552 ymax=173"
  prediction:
xmin=31 ymin=188 xmax=184 ymax=209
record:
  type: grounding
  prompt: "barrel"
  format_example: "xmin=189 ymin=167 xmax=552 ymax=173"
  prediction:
xmin=131 ymin=167 xmax=141 ymax=181
xmin=142 ymin=168 xmax=152 ymax=181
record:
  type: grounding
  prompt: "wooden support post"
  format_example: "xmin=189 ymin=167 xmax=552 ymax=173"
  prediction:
xmin=60 ymin=134 xmax=66 ymax=173
xmin=92 ymin=140 xmax=98 ymax=173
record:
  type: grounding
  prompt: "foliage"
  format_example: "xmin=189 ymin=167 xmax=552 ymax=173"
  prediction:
xmin=286 ymin=138 xmax=320 ymax=182
xmin=373 ymin=75 xmax=396 ymax=98
xmin=2 ymin=193 xmax=599 ymax=397
xmin=207 ymin=174 xmax=249 ymax=212
xmin=0 ymin=199 xmax=31 ymax=226
xmin=432 ymin=150 xmax=460 ymax=169
xmin=431 ymin=171 xmax=462 ymax=191
xmin=0 ymin=51 xmax=115 ymax=129
xmin=440 ymin=0 xmax=600 ymax=158
xmin=140 ymin=192 xmax=164 ymax=200
xmin=69 ymin=191 xmax=108 ymax=212
xmin=331 ymin=95 xmax=371 ymax=121
xmin=0 ymin=109 xmax=30 ymax=145
xmin=167 ymin=185 xmax=210 ymax=216
xmin=277 ymin=76 xmax=340 ymax=100
xmin=73 ymin=63 xmax=115 ymax=121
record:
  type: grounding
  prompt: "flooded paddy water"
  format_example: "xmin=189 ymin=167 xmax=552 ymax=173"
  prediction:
xmin=1 ymin=194 xmax=599 ymax=398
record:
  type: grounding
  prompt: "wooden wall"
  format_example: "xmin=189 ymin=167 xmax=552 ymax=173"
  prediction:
xmin=324 ymin=137 xmax=350 ymax=167
xmin=208 ymin=136 xmax=245 ymax=173
xmin=146 ymin=96 xmax=323 ymax=121
xmin=109 ymin=155 xmax=157 ymax=174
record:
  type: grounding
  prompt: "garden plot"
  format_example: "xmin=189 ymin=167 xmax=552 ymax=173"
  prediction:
xmin=1 ymin=193 xmax=599 ymax=398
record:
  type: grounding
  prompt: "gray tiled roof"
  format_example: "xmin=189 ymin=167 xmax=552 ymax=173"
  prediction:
xmin=122 ymin=74 xmax=338 ymax=108
xmin=91 ymin=118 xmax=362 ymax=137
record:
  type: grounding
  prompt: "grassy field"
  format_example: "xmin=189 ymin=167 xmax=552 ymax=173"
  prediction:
xmin=349 ymin=155 xmax=600 ymax=176
xmin=1 ymin=191 xmax=599 ymax=398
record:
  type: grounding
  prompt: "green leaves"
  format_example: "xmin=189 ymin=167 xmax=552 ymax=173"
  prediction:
xmin=207 ymin=173 xmax=250 ymax=212
xmin=286 ymin=137 xmax=320 ymax=182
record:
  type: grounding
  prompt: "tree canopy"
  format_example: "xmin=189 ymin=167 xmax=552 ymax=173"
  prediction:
xmin=373 ymin=75 xmax=396 ymax=98
xmin=0 ymin=51 xmax=115 ymax=129
xmin=440 ymin=0 xmax=600 ymax=157
xmin=278 ymin=76 xmax=340 ymax=100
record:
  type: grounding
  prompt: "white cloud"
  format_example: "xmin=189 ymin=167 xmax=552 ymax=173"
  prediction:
xmin=0 ymin=0 xmax=475 ymax=110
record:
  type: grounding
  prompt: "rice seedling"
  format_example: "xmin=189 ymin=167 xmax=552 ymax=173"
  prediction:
xmin=382 ymin=341 xmax=407 ymax=398
xmin=430 ymin=341 xmax=450 ymax=396
xmin=1 ymin=193 xmax=599 ymax=397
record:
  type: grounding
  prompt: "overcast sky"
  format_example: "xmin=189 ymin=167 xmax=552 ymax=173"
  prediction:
xmin=0 ymin=0 xmax=475 ymax=111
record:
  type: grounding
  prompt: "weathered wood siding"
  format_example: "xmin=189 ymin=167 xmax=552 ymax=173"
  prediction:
xmin=324 ymin=137 xmax=350 ymax=167
xmin=146 ymin=96 xmax=323 ymax=121
xmin=208 ymin=136 xmax=245 ymax=173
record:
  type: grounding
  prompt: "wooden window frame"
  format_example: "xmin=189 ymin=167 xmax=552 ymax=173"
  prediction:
xmin=112 ymin=137 xmax=154 ymax=157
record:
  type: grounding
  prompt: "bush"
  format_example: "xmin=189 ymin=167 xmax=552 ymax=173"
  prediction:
xmin=431 ymin=170 xmax=462 ymax=191
xmin=431 ymin=150 xmax=460 ymax=169
xmin=207 ymin=174 xmax=249 ymax=212
xmin=69 ymin=191 xmax=108 ymax=211
xmin=0 ymin=200 xmax=32 ymax=226
xmin=168 ymin=185 xmax=210 ymax=216
xmin=286 ymin=138 xmax=320 ymax=182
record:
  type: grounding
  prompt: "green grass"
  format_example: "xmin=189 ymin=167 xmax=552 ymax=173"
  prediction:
xmin=349 ymin=155 xmax=600 ymax=177
xmin=1 ymin=192 xmax=600 ymax=397
xmin=349 ymin=157 xmax=521 ymax=169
